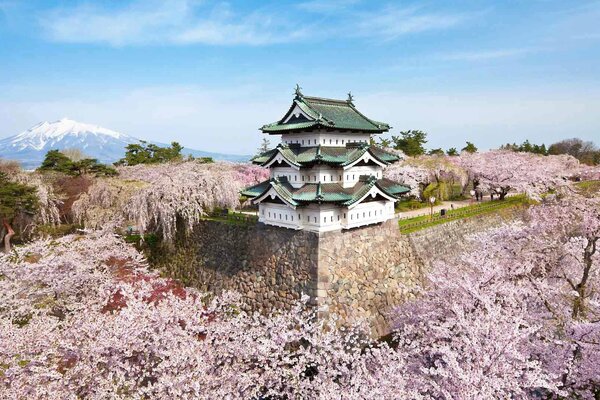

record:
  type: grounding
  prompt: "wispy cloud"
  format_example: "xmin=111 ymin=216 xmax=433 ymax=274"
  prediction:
xmin=297 ymin=0 xmax=361 ymax=14
xmin=353 ymin=5 xmax=472 ymax=41
xmin=40 ymin=0 xmax=308 ymax=46
xmin=438 ymin=48 xmax=534 ymax=62
xmin=37 ymin=0 xmax=474 ymax=46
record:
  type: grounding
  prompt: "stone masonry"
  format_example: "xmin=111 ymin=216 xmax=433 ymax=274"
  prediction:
xmin=149 ymin=210 xmax=522 ymax=337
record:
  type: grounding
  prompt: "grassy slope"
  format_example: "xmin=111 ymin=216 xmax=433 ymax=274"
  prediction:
xmin=398 ymin=195 xmax=531 ymax=234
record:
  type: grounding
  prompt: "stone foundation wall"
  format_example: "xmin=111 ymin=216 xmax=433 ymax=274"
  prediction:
xmin=408 ymin=208 xmax=526 ymax=266
xmin=150 ymin=219 xmax=423 ymax=335
xmin=150 ymin=221 xmax=318 ymax=313
xmin=150 ymin=210 xmax=522 ymax=337
xmin=317 ymin=219 xmax=424 ymax=336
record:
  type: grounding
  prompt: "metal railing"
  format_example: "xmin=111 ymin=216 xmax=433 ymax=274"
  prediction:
xmin=398 ymin=198 xmax=524 ymax=232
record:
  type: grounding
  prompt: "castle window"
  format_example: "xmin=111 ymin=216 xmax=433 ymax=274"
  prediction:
xmin=307 ymin=216 xmax=309 ymax=221
xmin=363 ymin=212 xmax=366 ymax=218
xmin=314 ymin=217 xmax=317 ymax=223
xmin=324 ymin=217 xmax=327 ymax=223
xmin=331 ymin=216 xmax=333 ymax=222
xmin=352 ymin=175 xmax=355 ymax=180
xmin=298 ymin=214 xmax=301 ymax=220
xmin=337 ymin=215 xmax=340 ymax=221
xmin=350 ymin=214 xmax=353 ymax=220
xmin=324 ymin=176 xmax=327 ymax=181
xmin=336 ymin=139 xmax=338 ymax=144
xmin=342 ymin=140 xmax=344 ymax=144
xmin=294 ymin=175 xmax=297 ymax=181
xmin=302 ymin=176 xmax=305 ymax=182
xmin=291 ymin=215 xmax=293 ymax=221
xmin=314 ymin=175 xmax=317 ymax=181
xmin=369 ymin=211 xmax=371 ymax=217
xmin=268 ymin=212 xmax=271 ymax=218
xmin=329 ymin=139 xmax=332 ymax=144
xmin=343 ymin=213 xmax=346 ymax=219
xmin=302 ymin=139 xmax=305 ymax=145
xmin=285 ymin=215 xmax=288 ymax=220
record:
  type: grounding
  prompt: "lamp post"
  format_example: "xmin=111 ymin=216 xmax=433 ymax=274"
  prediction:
xmin=429 ymin=196 xmax=436 ymax=220
xmin=469 ymin=189 xmax=475 ymax=204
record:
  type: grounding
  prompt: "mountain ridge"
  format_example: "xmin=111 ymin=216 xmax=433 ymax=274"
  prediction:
xmin=0 ymin=118 xmax=250 ymax=169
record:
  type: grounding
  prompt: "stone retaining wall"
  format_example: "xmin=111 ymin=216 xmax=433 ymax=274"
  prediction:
xmin=150 ymin=209 xmax=523 ymax=337
xmin=407 ymin=208 xmax=526 ymax=266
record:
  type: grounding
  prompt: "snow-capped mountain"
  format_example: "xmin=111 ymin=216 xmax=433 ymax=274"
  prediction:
xmin=0 ymin=118 xmax=249 ymax=169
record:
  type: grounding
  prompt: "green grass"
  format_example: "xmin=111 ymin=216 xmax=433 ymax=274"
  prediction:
xmin=398 ymin=195 xmax=532 ymax=234
xmin=202 ymin=210 xmax=258 ymax=227
xmin=575 ymin=180 xmax=600 ymax=197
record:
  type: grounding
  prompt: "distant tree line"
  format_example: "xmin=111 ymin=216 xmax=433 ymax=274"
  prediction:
xmin=376 ymin=130 xmax=478 ymax=157
xmin=376 ymin=130 xmax=599 ymax=165
xmin=501 ymin=138 xmax=600 ymax=165
xmin=115 ymin=141 xmax=213 ymax=166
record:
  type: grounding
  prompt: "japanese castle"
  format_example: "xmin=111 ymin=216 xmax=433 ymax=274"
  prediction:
xmin=242 ymin=87 xmax=409 ymax=232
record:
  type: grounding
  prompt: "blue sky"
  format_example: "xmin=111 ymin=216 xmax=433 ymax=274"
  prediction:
xmin=1 ymin=0 xmax=599 ymax=155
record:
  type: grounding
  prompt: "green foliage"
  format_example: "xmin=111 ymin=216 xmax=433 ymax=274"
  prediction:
xmin=391 ymin=130 xmax=428 ymax=156
xmin=256 ymin=138 xmax=270 ymax=155
xmin=428 ymin=148 xmax=444 ymax=156
xmin=38 ymin=150 xmax=117 ymax=177
xmin=547 ymin=138 xmax=599 ymax=165
xmin=446 ymin=147 xmax=459 ymax=156
xmin=34 ymin=223 xmax=82 ymax=238
xmin=196 ymin=157 xmax=214 ymax=164
xmin=461 ymin=141 xmax=478 ymax=153
xmin=398 ymin=195 xmax=530 ymax=234
xmin=500 ymin=140 xmax=548 ymax=155
xmin=38 ymin=150 xmax=73 ymax=174
xmin=116 ymin=141 xmax=184 ymax=166
xmin=0 ymin=172 xmax=38 ymax=221
xmin=423 ymin=182 xmax=449 ymax=202
xmin=395 ymin=198 xmax=433 ymax=212
xmin=378 ymin=138 xmax=392 ymax=148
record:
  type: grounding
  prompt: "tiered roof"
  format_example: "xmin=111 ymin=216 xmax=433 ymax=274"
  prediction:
xmin=251 ymin=143 xmax=400 ymax=167
xmin=241 ymin=176 xmax=410 ymax=207
xmin=261 ymin=89 xmax=390 ymax=134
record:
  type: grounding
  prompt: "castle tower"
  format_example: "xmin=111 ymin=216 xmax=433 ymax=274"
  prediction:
xmin=242 ymin=87 xmax=409 ymax=232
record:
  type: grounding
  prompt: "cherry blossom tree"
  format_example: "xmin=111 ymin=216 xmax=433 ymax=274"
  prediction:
xmin=0 ymin=231 xmax=417 ymax=399
xmin=384 ymin=155 xmax=467 ymax=200
xmin=72 ymin=161 xmax=269 ymax=240
xmin=455 ymin=150 xmax=580 ymax=199
xmin=393 ymin=193 xmax=600 ymax=398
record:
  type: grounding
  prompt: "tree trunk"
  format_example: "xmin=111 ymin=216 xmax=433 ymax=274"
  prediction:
xmin=572 ymin=237 xmax=597 ymax=319
xmin=499 ymin=188 xmax=510 ymax=200
xmin=2 ymin=218 xmax=14 ymax=253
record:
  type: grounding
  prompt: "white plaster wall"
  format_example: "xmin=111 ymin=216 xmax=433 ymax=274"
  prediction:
xmin=259 ymin=200 xmax=396 ymax=232
xmin=280 ymin=130 xmax=371 ymax=147
xmin=341 ymin=166 xmax=382 ymax=187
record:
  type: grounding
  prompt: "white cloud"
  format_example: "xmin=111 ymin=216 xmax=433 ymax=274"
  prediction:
xmin=353 ymin=6 xmax=470 ymax=41
xmin=39 ymin=0 xmax=307 ymax=46
xmin=297 ymin=0 xmax=361 ymax=14
xmin=438 ymin=48 xmax=534 ymax=62
xmin=38 ymin=0 xmax=473 ymax=46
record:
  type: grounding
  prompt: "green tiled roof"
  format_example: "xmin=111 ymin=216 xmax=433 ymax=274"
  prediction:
xmin=242 ymin=176 xmax=410 ymax=207
xmin=261 ymin=93 xmax=390 ymax=134
xmin=251 ymin=143 xmax=400 ymax=167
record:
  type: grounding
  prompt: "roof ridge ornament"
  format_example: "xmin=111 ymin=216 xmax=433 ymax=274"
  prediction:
xmin=347 ymin=91 xmax=354 ymax=104
xmin=294 ymin=84 xmax=303 ymax=98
